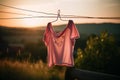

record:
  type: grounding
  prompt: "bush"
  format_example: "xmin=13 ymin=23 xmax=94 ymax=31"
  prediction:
xmin=75 ymin=31 xmax=120 ymax=75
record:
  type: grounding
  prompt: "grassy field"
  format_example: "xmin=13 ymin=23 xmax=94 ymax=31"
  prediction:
xmin=0 ymin=59 xmax=65 ymax=80
xmin=0 ymin=23 xmax=120 ymax=80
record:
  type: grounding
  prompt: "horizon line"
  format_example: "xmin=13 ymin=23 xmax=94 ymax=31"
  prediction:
xmin=0 ymin=22 xmax=120 ymax=28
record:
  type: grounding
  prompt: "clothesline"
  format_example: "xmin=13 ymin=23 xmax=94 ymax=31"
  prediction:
xmin=1 ymin=15 xmax=120 ymax=20
xmin=0 ymin=4 xmax=56 ymax=15
xmin=0 ymin=3 xmax=120 ymax=20
xmin=1 ymin=10 xmax=120 ymax=20
xmin=0 ymin=11 xmax=33 ymax=16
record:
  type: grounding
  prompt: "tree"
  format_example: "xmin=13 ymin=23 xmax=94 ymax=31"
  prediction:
xmin=75 ymin=31 xmax=120 ymax=75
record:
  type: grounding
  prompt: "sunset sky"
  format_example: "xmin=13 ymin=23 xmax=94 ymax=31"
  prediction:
xmin=0 ymin=0 xmax=120 ymax=27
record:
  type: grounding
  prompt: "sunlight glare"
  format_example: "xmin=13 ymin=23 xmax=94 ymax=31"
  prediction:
xmin=22 ymin=18 xmax=40 ymax=27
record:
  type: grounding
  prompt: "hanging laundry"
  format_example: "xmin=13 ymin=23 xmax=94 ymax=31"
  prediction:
xmin=43 ymin=20 xmax=80 ymax=67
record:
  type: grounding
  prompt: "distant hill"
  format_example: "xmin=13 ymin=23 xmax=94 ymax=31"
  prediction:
xmin=0 ymin=26 xmax=44 ymax=43
xmin=76 ymin=23 xmax=120 ymax=35
xmin=0 ymin=23 xmax=120 ymax=43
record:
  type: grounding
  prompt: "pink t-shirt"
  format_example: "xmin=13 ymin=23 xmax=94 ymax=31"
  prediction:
xmin=43 ymin=20 xmax=80 ymax=67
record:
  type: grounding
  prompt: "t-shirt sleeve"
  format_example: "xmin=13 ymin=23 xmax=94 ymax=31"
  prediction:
xmin=70 ymin=21 xmax=80 ymax=39
xmin=43 ymin=23 xmax=50 ymax=46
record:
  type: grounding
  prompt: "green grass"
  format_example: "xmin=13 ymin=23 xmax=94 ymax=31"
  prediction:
xmin=0 ymin=59 xmax=65 ymax=80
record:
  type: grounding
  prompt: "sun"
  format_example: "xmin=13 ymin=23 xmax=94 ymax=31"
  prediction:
xmin=22 ymin=18 xmax=40 ymax=28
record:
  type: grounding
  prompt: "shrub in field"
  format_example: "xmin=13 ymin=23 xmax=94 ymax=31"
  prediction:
xmin=75 ymin=31 xmax=120 ymax=75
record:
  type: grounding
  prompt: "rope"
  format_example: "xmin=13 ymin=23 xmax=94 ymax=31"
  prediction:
xmin=0 ymin=16 xmax=120 ymax=20
xmin=0 ymin=11 xmax=33 ymax=16
xmin=0 ymin=4 xmax=57 ymax=15
xmin=0 ymin=4 xmax=120 ymax=20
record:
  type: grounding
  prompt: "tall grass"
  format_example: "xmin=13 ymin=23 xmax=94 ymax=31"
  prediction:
xmin=0 ymin=59 xmax=65 ymax=80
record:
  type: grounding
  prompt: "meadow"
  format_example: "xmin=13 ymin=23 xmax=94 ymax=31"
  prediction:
xmin=0 ymin=59 xmax=65 ymax=80
xmin=0 ymin=23 xmax=120 ymax=80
